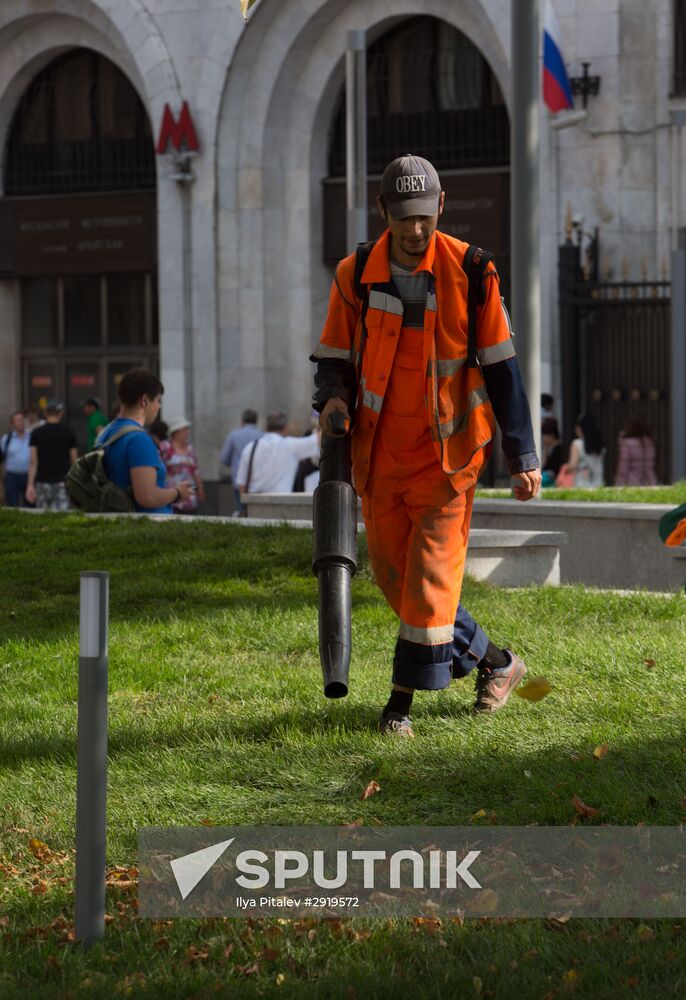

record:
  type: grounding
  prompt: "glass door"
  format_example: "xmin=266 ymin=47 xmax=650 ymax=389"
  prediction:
xmin=65 ymin=362 xmax=101 ymax=452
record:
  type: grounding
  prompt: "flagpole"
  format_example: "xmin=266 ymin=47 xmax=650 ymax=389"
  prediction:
xmin=512 ymin=0 xmax=541 ymax=463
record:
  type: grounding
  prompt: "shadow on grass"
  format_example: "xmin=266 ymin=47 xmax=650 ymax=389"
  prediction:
xmin=2 ymin=695 xmax=685 ymax=825
xmin=0 ymin=511 xmax=377 ymax=643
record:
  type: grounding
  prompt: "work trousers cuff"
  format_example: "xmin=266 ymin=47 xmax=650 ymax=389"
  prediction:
xmin=393 ymin=638 xmax=453 ymax=691
xmin=451 ymin=611 xmax=490 ymax=679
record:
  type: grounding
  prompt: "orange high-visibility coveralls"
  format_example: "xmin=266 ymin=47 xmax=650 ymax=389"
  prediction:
xmin=313 ymin=230 xmax=516 ymax=690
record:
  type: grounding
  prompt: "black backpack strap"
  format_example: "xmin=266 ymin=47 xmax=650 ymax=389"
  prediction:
xmin=350 ymin=240 xmax=376 ymax=389
xmin=463 ymin=244 xmax=496 ymax=369
xmin=244 ymin=439 xmax=259 ymax=494
xmin=353 ymin=240 xmax=375 ymax=320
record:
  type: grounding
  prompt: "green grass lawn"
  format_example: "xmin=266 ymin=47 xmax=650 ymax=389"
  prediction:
xmin=477 ymin=483 xmax=686 ymax=503
xmin=1 ymin=510 xmax=685 ymax=999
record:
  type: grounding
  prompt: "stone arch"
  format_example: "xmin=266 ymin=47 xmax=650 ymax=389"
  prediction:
xmin=216 ymin=0 xmax=509 ymax=425
xmin=0 ymin=2 xmax=181 ymax=182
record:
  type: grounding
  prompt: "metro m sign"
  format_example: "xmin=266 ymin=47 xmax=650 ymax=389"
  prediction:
xmin=156 ymin=102 xmax=200 ymax=154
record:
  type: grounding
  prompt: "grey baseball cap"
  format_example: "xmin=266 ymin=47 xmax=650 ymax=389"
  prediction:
xmin=380 ymin=154 xmax=441 ymax=220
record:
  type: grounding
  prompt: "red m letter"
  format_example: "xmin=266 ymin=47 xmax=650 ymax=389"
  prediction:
xmin=156 ymin=102 xmax=200 ymax=154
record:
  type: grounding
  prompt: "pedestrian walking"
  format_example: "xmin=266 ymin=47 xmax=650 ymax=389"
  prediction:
xmin=1 ymin=411 xmax=31 ymax=507
xmin=159 ymin=418 xmax=205 ymax=514
xmin=82 ymin=397 xmax=107 ymax=451
xmin=235 ymin=412 xmax=320 ymax=496
xmin=98 ymin=368 xmax=194 ymax=514
xmin=566 ymin=414 xmax=605 ymax=487
xmin=25 ymin=400 xmax=78 ymax=510
xmin=311 ymin=154 xmax=541 ymax=735
xmin=220 ymin=408 xmax=263 ymax=512
xmin=614 ymin=418 xmax=658 ymax=486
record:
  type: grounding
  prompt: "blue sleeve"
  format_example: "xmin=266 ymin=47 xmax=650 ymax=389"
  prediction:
xmin=482 ymin=356 xmax=539 ymax=475
xmin=125 ymin=432 xmax=160 ymax=468
xmin=220 ymin=433 xmax=234 ymax=467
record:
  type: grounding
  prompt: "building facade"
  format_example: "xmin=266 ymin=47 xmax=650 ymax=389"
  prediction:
xmin=0 ymin=0 xmax=681 ymax=479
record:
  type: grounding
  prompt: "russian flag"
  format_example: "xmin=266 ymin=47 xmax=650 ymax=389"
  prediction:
xmin=543 ymin=2 xmax=574 ymax=112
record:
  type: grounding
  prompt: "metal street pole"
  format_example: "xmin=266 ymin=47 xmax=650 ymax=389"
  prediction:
xmin=346 ymin=29 xmax=367 ymax=253
xmin=671 ymin=246 xmax=686 ymax=481
xmin=75 ymin=571 xmax=109 ymax=947
xmin=512 ymin=0 xmax=541 ymax=462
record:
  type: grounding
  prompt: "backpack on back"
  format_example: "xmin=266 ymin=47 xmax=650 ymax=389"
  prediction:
xmin=65 ymin=425 xmax=146 ymax=513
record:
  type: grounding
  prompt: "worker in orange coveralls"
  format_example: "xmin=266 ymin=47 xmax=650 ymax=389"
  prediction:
xmin=311 ymin=155 xmax=541 ymax=738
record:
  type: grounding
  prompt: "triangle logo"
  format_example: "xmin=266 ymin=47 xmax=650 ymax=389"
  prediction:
xmin=169 ymin=838 xmax=235 ymax=900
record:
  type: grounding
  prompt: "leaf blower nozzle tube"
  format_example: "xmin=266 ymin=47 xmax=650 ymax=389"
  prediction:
xmin=312 ymin=478 xmax=357 ymax=698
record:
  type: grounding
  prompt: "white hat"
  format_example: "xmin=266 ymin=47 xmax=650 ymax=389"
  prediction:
xmin=168 ymin=417 xmax=191 ymax=435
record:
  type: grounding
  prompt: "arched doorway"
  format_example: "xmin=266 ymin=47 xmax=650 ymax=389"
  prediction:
xmin=323 ymin=15 xmax=511 ymax=292
xmin=0 ymin=49 xmax=158 ymax=449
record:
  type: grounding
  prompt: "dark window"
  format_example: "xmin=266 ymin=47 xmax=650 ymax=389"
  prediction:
xmin=5 ymin=50 xmax=155 ymax=195
xmin=107 ymin=273 xmax=146 ymax=346
xmin=63 ymin=275 xmax=101 ymax=347
xmin=675 ymin=1 xmax=686 ymax=95
xmin=21 ymin=278 xmax=58 ymax=348
xmin=328 ymin=16 xmax=509 ymax=176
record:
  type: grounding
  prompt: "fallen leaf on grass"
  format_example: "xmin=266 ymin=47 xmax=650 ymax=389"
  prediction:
xmin=470 ymin=808 xmax=497 ymax=824
xmin=472 ymin=975 xmax=483 ymax=994
xmin=276 ymin=974 xmax=286 ymax=986
xmin=341 ymin=818 xmax=364 ymax=830
xmin=360 ymin=780 xmax=380 ymax=801
xmin=644 ymin=659 xmax=656 ymax=669
xmin=593 ymin=745 xmax=609 ymax=760
xmin=185 ymin=945 xmax=209 ymax=963
xmin=515 ymin=677 xmax=553 ymax=702
xmin=28 ymin=839 xmax=53 ymax=861
xmin=571 ymin=795 xmax=600 ymax=819
xmin=31 ymin=880 xmax=47 ymax=895
xmin=562 ymin=968 xmax=580 ymax=987
xmin=635 ymin=924 xmax=655 ymax=942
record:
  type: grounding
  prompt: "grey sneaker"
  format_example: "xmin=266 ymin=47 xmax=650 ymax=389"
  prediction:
xmin=473 ymin=652 xmax=527 ymax=714
xmin=378 ymin=711 xmax=415 ymax=738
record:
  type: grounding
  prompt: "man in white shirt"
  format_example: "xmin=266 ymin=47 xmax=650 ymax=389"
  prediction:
xmin=236 ymin=412 xmax=320 ymax=495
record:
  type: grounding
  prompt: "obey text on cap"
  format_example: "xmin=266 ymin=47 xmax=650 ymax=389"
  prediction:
xmin=395 ymin=174 xmax=428 ymax=194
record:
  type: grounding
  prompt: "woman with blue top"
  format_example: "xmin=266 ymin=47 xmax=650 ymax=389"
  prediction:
xmin=98 ymin=368 xmax=194 ymax=514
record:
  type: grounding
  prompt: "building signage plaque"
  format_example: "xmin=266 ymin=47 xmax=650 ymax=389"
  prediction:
xmin=2 ymin=192 xmax=156 ymax=276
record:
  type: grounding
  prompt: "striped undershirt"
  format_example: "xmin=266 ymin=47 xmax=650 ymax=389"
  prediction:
xmin=390 ymin=257 xmax=429 ymax=329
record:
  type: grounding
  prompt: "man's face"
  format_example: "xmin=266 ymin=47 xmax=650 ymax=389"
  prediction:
xmin=377 ymin=192 xmax=445 ymax=259
xmin=83 ymin=403 xmax=94 ymax=416
xmin=11 ymin=413 xmax=24 ymax=433
xmin=142 ymin=394 xmax=162 ymax=425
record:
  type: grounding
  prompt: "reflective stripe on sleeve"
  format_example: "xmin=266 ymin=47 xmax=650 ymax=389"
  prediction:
xmin=477 ymin=339 xmax=516 ymax=366
xmin=426 ymin=291 xmax=437 ymax=312
xmin=368 ymin=290 xmax=404 ymax=316
xmin=399 ymin=621 xmax=455 ymax=645
xmin=312 ymin=344 xmax=353 ymax=361
xmin=433 ymin=386 xmax=490 ymax=441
